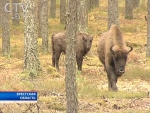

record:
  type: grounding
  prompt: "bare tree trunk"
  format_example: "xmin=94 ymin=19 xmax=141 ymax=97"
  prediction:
xmin=88 ymin=0 xmax=99 ymax=11
xmin=50 ymin=0 xmax=56 ymax=18
xmin=2 ymin=0 xmax=10 ymax=56
xmin=77 ymin=0 xmax=88 ymax=33
xmin=125 ymin=0 xmax=133 ymax=19
xmin=0 ymin=1 xmax=2 ymax=26
xmin=132 ymin=0 xmax=139 ymax=9
xmin=60 ymin=0 xmax=66 ymax=24
xmin=65 ymin=0 xmax=78 ymax=112
xmin=38 ymin=0 xmax=42 ymax=38
xmin=108 ymin=0 xmax=119 ymax=30
xmin=12 ymin=0 xmax=20 ymax=25
xmin=41 ymin=0 xmax=49 ymax=52
xmin=147 ymin=0 xmax=150 ymax=57
xmin=125 ymin=0 xmax=139 ymax=20
xmin=93 ymin=0 xmax=99 ymax=8
xmin=23 ymin=0 xmax=41 ymax=75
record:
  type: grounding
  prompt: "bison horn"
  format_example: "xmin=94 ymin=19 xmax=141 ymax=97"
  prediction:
xmin=127 ymin=45 xmax=133 ymax=53
xmin=110 ymin=44 xmax=115 ymax=54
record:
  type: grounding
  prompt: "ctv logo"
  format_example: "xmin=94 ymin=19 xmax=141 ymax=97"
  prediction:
xmin=5 ymin=2 xmax=28 ymax=19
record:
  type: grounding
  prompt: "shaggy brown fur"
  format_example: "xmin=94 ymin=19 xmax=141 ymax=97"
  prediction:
xmin=97 ymin=25 xmax=132 ymax=91
xmin=52 ymin=32 xmax=93 ymax=71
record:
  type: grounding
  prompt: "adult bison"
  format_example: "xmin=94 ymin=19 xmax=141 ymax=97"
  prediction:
xmin=52 ymin=32 xmax=93 ymax=71
xmin=97 ymin=25 xmax=132 ymax=91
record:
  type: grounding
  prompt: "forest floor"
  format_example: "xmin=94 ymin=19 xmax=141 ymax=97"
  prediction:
xmin=0 ymin=59 xmax=150 ymax=113
xmin=0 ymin=0 xmax=150 ymax=113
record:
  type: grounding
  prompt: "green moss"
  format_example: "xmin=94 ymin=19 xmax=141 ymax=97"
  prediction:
xmin=47 ymin=66 xmax=60 ymax=77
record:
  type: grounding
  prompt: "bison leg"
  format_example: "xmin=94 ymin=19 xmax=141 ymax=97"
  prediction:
xmin=107 ymin=75 xmax=112 ymax=91
xmin=52 ymin=52 xmax=55 ymax=67
xmin=55 ymin=51 xmax=61 ymax=72
xmin=76 ymin=56 xmax=83 ymax=71
xmin=107 ymin=74 xmax=118 ymax=91
xmin=106 ymin=66 xmax=118 ymax=91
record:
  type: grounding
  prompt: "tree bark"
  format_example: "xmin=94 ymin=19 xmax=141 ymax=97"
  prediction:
xmin=60 ymin=0 xmax=66 ymax=24
xmin=125 ymin=0 xmax=133 ymax=19
xmin=1 ymin=0 xmax=10 ymax=56
xmin=12 ymin=0 xmax=20 ymax=25
xmin=125 ymin=0 xmax=139 ymax=20
xmin=88 ymin=0 xmax=99 ymax=11
xmin=50 ymin=0 xmax=56 ymax=18
xmin=23 ymin=0 xmax=41 ymax=75
xmin=147 ymin=0 xmax=150 ymax=57
xmin=77 ymin=0 xmax=88 ymax=33
xmin=41 ymin=0 xmax=49 ymax=52
xmin=108 ymin=0 xmax=119 ymax=30
xmin=92 ymin=0 xmax=99 ymax=9
xmin=38 ymin=0 xmax=42 ymax=38
xmin=0 ymin=1 xmax=2 ymax=26
xmin=65 ymin=0 xmax=78 ymax=112
xmin=132 ymin=0 xmax=139 ymax=9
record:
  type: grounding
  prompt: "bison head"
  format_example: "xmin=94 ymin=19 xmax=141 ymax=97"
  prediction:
xmin=82 ymin=35 xmax=93 ymax=51
xmin=110 ymin=44 xmax=132 ymax=76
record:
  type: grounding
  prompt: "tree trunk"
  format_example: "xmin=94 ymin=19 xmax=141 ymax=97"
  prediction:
xmin=50 ymin=0 xmax=56 ymax=18
xmin=125 ymin=0 xmax=139 ymax=20
xmin=93 ymin=0 xmax=99 ymax=8
xmin=125 ymin=0 xmax=133 ymax=19
xmin=147 ymin=0 xmax=150 ymax=57
xmin=41 ymin=0 xmax=49 ymax=52
xmin=60 ymin=0 xmax=66 ymax=24
xmin=0 ymin=1 xmax=2 ymax=26
xmin=88 ymin=0 xmax=99 ymax=11
xmin=38 ymin=0 xmax=42 ymax=38
xmin=65 ymin=0 xmax=78 ymax=112
xmin=12 ymin=0 xmax=20 ymax=25
xmin=1 ymin=0 xmax=10 ymax=56
xmin=108 ymin=0 xmax=119 ymax=30
xmin=132 ymin=0 xmax=139 ymax=9
xmin=23 ymin=0 xmax=41 ymax=75
xmin=77 ymin=0 xmax=88 ymax=33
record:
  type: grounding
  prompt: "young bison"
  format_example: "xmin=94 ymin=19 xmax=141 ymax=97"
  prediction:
xmin=52 ymin=32 xmax=93 ymax=71
xmin=97 ymin=25 xmax=132 ymax=91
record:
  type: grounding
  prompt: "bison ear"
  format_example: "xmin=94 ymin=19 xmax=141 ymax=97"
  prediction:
xmin=110 ymin=44 xmax=115 ymax=55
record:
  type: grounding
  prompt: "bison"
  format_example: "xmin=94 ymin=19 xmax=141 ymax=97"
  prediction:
xmin=51 ymin=32 xmax=93 ymax=71
xmin=97 ymin=25 xmax=132 ymax=91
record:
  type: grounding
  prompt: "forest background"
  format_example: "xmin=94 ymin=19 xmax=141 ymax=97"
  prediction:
xmin=0 ymin=0 xmax=150 ymax=112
